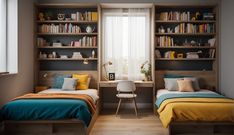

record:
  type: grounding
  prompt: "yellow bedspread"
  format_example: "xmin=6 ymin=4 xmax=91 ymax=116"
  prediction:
xmin=158 ymin=98 xmax=234 ymax=127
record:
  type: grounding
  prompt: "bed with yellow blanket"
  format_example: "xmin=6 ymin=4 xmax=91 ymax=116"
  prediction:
xmin=155 ymin=90 xmax=234 ymax=129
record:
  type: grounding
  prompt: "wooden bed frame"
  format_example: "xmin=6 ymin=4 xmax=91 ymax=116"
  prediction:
xmin=155 ymin=71 xmax=234 ymax=135
xmin=1 ymin=71 xmax=99 ymax=135
xmin=169 ymin=122 xmax=234 ymax=135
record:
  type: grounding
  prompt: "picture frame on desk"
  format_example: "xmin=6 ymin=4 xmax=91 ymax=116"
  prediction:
xmin=108 ymin=73 xmax=115 ymax=81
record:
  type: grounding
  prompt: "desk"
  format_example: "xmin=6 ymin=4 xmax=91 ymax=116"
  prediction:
xmin=99 ymin=81 xmax=154 ymax=87
xmin=98 ymin=81 xmax=155 ymax=112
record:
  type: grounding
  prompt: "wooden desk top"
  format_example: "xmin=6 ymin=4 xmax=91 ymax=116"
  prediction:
xmin=99 ymin=81 xmax=154 ymax=87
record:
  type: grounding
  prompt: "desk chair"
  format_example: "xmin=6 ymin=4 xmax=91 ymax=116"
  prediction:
xmin=116 ymin=80 xmax=138 ymax=116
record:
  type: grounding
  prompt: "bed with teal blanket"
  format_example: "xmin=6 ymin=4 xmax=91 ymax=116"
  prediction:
xmin=0 ymin=93 xmax=97 ymax=127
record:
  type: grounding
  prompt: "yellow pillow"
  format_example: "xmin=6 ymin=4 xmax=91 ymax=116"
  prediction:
xmin=177 ymin=79 xmax=194 ymax=92
xmin=72 ymin=74 xmax=89 ymax=90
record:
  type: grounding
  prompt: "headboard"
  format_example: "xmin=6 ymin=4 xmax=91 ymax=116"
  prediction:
xmin=38 ymin=71 xmax=98 ymax=89
xmin=155 ymin=70 xmax=218 ymax=91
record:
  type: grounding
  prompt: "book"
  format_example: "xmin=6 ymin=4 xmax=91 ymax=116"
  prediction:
xmin=91 ymin=12 xmax=98 ymax=21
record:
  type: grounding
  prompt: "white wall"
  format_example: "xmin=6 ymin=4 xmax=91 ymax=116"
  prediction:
xmin=0 ymin=0 xmax=34 ymax=106
xmin=220 ymin=0 xmax=234 ymax=98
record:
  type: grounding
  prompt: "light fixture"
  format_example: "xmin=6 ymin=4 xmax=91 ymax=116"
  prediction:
xmin=102 ymin=61 xmax=112 ymax=80
xmin=83 ymin=58 xmax=89 ymax=65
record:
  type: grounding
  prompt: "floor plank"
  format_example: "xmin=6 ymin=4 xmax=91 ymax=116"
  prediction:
xmin=90 ymin=109 xmax=168 ymax=135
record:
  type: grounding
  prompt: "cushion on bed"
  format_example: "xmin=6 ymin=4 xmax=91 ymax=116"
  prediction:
xmin=72 ymin=74 xmax=89 ymax=90
xmin=164 ymin=78 xmax=179 ymax=91
xmin=62 ymin=78 xmax=77 ymax=90
xmin=52 ymin=74 xmax=71 ymax=89
xmin=177 ymin=79 xmax=194 ymax=92
xmin=184 ymin=77 xmax=200 ymax=91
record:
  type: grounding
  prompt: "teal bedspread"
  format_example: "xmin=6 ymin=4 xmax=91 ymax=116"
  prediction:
xmin=0 ymin=99 xmax=92 ymax=126
xmin=155 ymin=92 xmax=226 ymax=108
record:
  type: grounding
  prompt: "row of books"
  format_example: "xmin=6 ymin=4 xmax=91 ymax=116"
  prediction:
xmin=159 ymin=11 xmax=190 ymax=21
xmin=38 ymin=23 xmax=82 ymax=33
xmin=71 ymin=12 xmax=98 ymax=21
xmin=71 ymin=36 xmax=97 ymax=47
xmin=174 ymin=23 xmax=215 ymax=33
xmin=156 ymin=36 xmax=174 ymax=47
xmin=37 ymin=36 xmax=97 ymax=47
xmin=37 ymin=38 xmax=49 ymax=47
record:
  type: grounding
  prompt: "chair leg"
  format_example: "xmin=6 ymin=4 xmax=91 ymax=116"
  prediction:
xmin=116 ymin=99 xmax=122 ymax=116
xmin=133 ymin=98 xmax=138 ymax=116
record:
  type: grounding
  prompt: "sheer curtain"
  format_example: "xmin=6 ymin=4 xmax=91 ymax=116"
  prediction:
xmin=0 ymin=0 xmax=6 ymax=72
xmin=102 ymin=8 xmax=150 ymax=81
xmin=128 ymin=9 xmax=150 ymax=80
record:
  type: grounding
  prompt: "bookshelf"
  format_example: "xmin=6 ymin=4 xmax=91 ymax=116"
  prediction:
xmin=35 ymin=4 xmax=99 ymax=72
xmin=154 ymin=4 xmax=219 ymax=89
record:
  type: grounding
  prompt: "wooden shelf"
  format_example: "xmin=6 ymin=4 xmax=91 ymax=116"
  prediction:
xmin=155 ymin=46 xmax=215 ymax=49
xmin=37 ymin=20 xmax=98 ymax=24
xmin=155 ymin=33 xmax=216 ymax=36
xmin=37 ymin=33 xmax=98 ymax=36
xmin=155 ymin=20 xmax=216 ymax=23
xmin=156 ymin=58 xmax=215 ymax=61
xmin=38 ymin=58 xmax=98 ymax=61
xmin=38 ymin=46 xmax=98 ymax=49
xmin=36 ymin=3 xmax=97 ymax=8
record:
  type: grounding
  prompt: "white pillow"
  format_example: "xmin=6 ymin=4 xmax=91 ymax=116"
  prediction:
xmin=62 ymin=78 xmax=77 ymax=90
xmin=164 ymin=78 xmax=179 ymax=91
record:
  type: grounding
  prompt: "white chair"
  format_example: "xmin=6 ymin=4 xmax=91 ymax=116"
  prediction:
xmin=116 ymin=80 xmax=138 ymax=116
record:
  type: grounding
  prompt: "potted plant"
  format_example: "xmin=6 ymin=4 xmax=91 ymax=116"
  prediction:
xmin=140 ymin=61 xmax=152 ymax=81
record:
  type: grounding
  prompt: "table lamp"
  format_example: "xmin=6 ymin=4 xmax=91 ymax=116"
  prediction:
xmin=102 ymin=61 xmax=112 ymax=80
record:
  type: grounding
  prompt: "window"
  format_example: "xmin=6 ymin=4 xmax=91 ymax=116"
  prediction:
xmin=0 ymin=0 xmax=18 ymax=74
xmin=102 ymin=8 xmax=150 ymax=81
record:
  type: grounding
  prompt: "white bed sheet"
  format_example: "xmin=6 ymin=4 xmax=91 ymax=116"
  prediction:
xmin=39 ymin=88 xmax=99 ymax=103
xmin=156 ymin=89 xmax=215 ymax=98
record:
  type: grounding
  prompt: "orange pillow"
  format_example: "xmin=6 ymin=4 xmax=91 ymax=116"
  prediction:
xmin=72 ymin=74 xmax=89 ymax=90
xmin=177 ymin=79 xmax=194 ymax=92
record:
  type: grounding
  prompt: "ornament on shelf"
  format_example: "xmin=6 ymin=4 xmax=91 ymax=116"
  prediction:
xmin=57 ymin=13 xmax=65 ymax=21
xmin=92 ymin=50 xmax=95 ymax=58
xmin=72 ymin=52 xmax=83 ymax=59
xmin=38 ymin=12 xmax=45 ymax=21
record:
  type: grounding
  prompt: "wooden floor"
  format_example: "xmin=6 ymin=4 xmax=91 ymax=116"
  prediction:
xmin=90 ymin=109 xmax=168 ymax=135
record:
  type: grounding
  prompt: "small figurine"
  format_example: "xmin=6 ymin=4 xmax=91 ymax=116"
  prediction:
xmin=38 ymin=12 xmax=45 ymax=21
xmin=57 ymin=13 xmax=65 ymax=21
xmin=92 ymin=50 xmax=95 ymax=58
xmin=86 ymin=26 xmax=95 ymax=33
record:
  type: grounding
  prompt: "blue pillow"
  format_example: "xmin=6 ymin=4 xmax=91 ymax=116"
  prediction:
xmin=52 ymin=74 xmax=71 ymax=89
xmin=164 ymin=74 xmax=191 ymax=78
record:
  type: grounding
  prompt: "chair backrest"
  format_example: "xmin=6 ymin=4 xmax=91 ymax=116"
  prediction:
xmin=117 ymin=80 xmax=136 ymax=92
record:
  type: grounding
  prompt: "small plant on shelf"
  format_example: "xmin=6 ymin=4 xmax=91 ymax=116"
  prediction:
xmin=140 ymin=61 xmax=152 ymax=81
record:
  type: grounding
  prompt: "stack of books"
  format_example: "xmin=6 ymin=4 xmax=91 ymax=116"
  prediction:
xmin=39 ymin=23 xmax=81 ymax=33
xmin=173 ymin=23 xmax=215 ymax=33
xmin=159 ymin=11 xmax=190 ymax=21
xmin=71 ymin=36 xmax=97 ymax=47
xmin=157 ymin=36 xmax=174 ymax=47
xmin=71 ymin=12 xmax=98 ymax=21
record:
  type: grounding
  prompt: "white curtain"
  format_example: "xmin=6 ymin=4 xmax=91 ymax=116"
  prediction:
xmin=0 ymin=0 xmax=6 ymax=72
xmin=102 ymin=8 xmax=150 ymax=81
